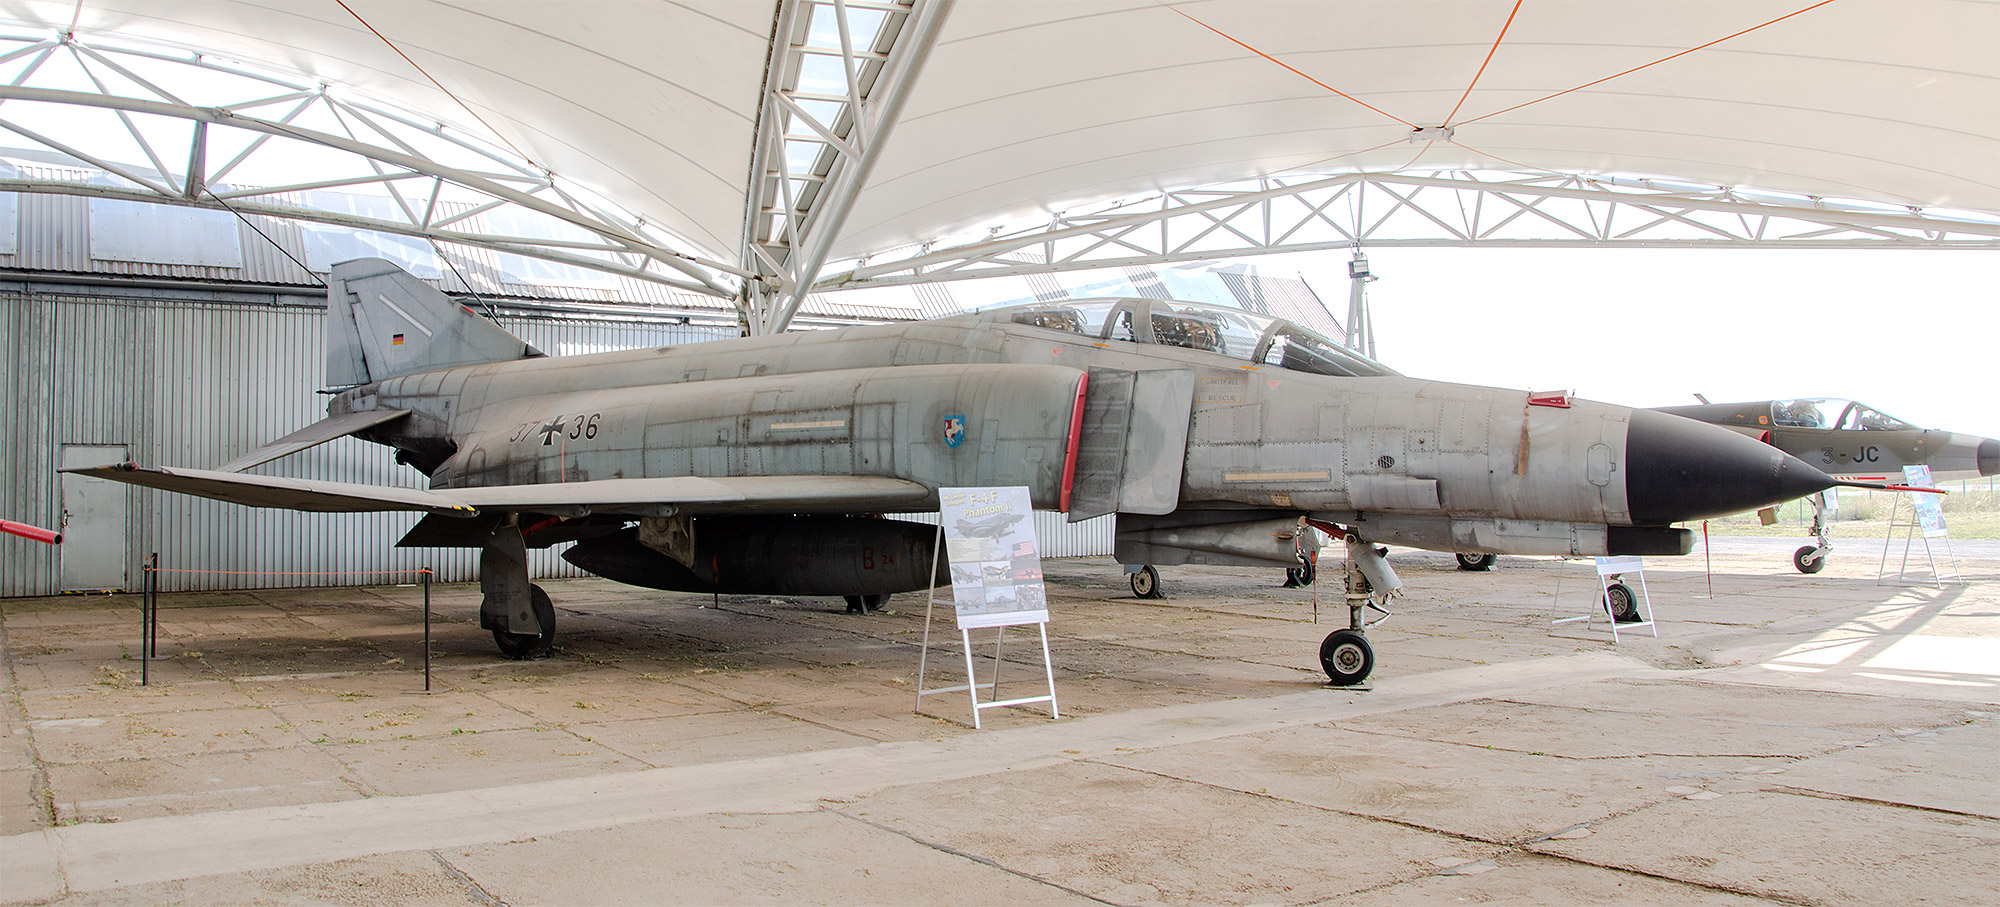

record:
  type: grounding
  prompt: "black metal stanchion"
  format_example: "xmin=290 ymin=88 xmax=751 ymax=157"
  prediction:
xmin=149 ymin=553 xmax=161 ymax=665
xmin=141 ymin=553 xmax=157 ymax=686
xmin=422 ymin=567 xmax=433 ymax=692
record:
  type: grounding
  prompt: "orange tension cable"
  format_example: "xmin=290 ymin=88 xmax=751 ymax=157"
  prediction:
xmin=1164 ymin=4 xmax=1417 ymax=129
xmin=1455 ymin=0 xmax=1842 ymax=127
xmin=335 ymin=1 xmax=537 ymax=165
xmin=1445 ymin=0 xmax=1524 ymax=126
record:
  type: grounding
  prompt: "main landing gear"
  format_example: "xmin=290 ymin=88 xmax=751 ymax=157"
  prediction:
xmin=1793 ymin=491 xmax=1830 ymax=574
xmin=493 ymin=584 xmax=556 ymax=659
xmin=1129 ymin=564 xmax=1163 ymax=599
xmin=844 ymin=594 xmax=890 ymax=614
xmin=1455 ymin=553 xmax=1496 ymax=571
xmin=480 ymin=521 xmax=556 ymax=660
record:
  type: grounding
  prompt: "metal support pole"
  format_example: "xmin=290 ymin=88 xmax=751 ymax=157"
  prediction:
xmin=422 ymin=568 xmax=433 ymax=693
xmin=140 ymin=554 xmax=154 ymax=686
xmin=916 ymin=522 xmax=944 ymax=715
xmin=960 ymin=627 xmax=981 ymax=730
xmin=1038 ymin=623 xmax=1059 ymax=720
xmin=147 ymin=553 xmax=160 ymax=664
xmin=988 ymin=626 xmax=1007 ymax=699
xmin=1703 ymin=521 xmax=1713 ymax=598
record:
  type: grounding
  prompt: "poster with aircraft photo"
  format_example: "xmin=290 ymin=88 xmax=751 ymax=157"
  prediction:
xmin=939 ymin=486 xmax=1048 ymax=629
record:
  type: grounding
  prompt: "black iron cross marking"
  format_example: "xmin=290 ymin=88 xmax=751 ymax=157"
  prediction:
xmin=538 ymin=417 xmax=567 ymax=445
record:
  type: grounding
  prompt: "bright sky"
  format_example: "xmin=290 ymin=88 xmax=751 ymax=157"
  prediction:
xmin=1266 ymin=247 xmax=2000 ymax=444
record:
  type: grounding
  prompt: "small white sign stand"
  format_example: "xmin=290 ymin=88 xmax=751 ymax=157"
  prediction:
xmin=1551 ymin=555 xmax=1657 ymax=642
xmin=1878 ymin=466 xmax=1961 ymax=587
xmin=915 ymin=486 xmax=1059 ymax=729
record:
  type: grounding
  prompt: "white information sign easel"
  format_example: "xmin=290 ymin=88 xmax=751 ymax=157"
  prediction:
xmin=915 ymin=486 xmax=1059 ymax=729
xmin=1550 ymin=555 xmax=1657 ymax=642
xmin=1878 ymin=465 xmax=1961 ymax=587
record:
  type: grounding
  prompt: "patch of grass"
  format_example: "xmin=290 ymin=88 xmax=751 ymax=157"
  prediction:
xmin=1708 ymin=487 xmax=2000 ymax=539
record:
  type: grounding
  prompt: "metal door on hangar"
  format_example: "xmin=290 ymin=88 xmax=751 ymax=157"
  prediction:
xmin=59 ymin=444 xmax=128 ymax=592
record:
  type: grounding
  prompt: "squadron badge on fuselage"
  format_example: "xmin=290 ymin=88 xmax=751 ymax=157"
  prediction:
xmin=943 ymin=414 xmax=966 ymax=449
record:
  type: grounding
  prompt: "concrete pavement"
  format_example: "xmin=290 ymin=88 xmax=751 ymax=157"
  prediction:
xmin=4 ymin=545 xmax=1996 ymax=905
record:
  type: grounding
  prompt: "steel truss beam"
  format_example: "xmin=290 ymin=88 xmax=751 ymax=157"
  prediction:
xmin=740 ymin=0 xmax=950 ymax=334
xmin=0 ymin=32 xmax=745 ymax=298
xmin=819 ymin=171 xmax=2000 ymax=291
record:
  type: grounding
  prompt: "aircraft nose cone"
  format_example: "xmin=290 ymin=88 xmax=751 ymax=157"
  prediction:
xmin=1981 ymin=438 xmax=2000 ymax=477
xmin=1625 ymin=409 xmax=1836 ymax=524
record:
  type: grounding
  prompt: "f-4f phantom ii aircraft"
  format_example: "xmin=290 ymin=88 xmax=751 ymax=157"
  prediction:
xmin=69 ymin=259 xmax=1860 ymax=685
xmin=1654 ymin=398 xmax=1999 ymax=573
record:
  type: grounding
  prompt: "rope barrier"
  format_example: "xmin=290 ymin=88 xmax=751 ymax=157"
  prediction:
xmin=138 ymin=558 xmax=437 ymax=690
xmin=147 ymin=568 xmax=436 ymax=577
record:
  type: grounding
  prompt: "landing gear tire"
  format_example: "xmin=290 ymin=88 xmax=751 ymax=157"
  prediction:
xmin=1319 ymin=629 xmax=1374 ymax=686
xmin=1130 ymin=565 xmax=1162 ymax=599
xmin=1455 ymin=553 xmax=1496 ymax=571
xmin=1605 ymin=581 xmax=1641 ymax=623
xmin=845 ymin=594 xmax=889 ymax=614
xmin=492 ymin=584 xmax=555 ymax=659
xmin=1793 ymin=545 xmax=1826 ymax=575
xmin=1284 ymin=561 xmax=1315 ymax=588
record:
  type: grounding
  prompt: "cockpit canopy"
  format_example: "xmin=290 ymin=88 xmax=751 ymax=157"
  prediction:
xmin=1771 ymin=398 xmax=1914 ymax=431
xmin=986 ymin=298 xmax=1397 ymax=378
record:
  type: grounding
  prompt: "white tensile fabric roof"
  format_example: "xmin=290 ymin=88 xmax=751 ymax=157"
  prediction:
xmin=3 ymin=0 xmax=1993 ymax=267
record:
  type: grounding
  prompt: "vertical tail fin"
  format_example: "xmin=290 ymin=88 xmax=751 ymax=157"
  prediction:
xmin=326 ymin=258 xmax=542 ymax=387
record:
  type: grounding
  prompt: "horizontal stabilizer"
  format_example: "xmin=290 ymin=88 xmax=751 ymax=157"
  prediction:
xmin=62 ymin=464 xmax=478 ymax=515
xmin=215 ymin=409 xmax=411 ymax=473
xmin=64 ymin=464 xmax=934 ymax=519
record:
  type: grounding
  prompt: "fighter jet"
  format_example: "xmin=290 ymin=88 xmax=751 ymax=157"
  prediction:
xmin=953 ymin=510 xmax=1028 ymax=539
xmin=67 ymin=259 xmax=1856 ymax=685
xmin=1653 ymin=398 xmax=1999 ymax=572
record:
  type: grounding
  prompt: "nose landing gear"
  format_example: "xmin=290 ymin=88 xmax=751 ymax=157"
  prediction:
xmin=1319 ymin=629 xmax=1373 ymax=685
xmin=1314 ymin=529 xmax=1402 ymax=687
xmin=1793 ymin=491 xmax=1831 ymax=573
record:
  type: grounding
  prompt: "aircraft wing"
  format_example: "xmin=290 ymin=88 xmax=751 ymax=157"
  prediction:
xmin=61 ymin=464 xmax=932 ymax=517
xmin=214 ymin=409 xmax=412 ymax=473
xmin=61 ymin=464 xmax=481 ymax=515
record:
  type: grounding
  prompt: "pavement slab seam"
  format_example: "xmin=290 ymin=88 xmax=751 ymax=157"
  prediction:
xmin=262 ymin=703 xmax=385 ymax=799
xmin=1326 ymin=716 xmax=1812 ymax=763
xmin=1102 ymin=751 xmax=1807 ymax=907
xmin=1087 ymin=756 xmax=1525 ymax=848
xmin=1523 ymin=787 xmax=2000 ymax=905
xmin=1476 ymin=694 xmax=1978 ymax=742
xmin=820 ymin=802 xmax=1126 ymax=906
xmin=1300 ymin=849 xmax=1813 ymax=907
xmin=0 ymin=608 xmax=57 ymax=832
xmin=428 ymin=849 xmax=506 ymax=907
xmin=1767 ymin=782 xmax=2000 ymax=824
